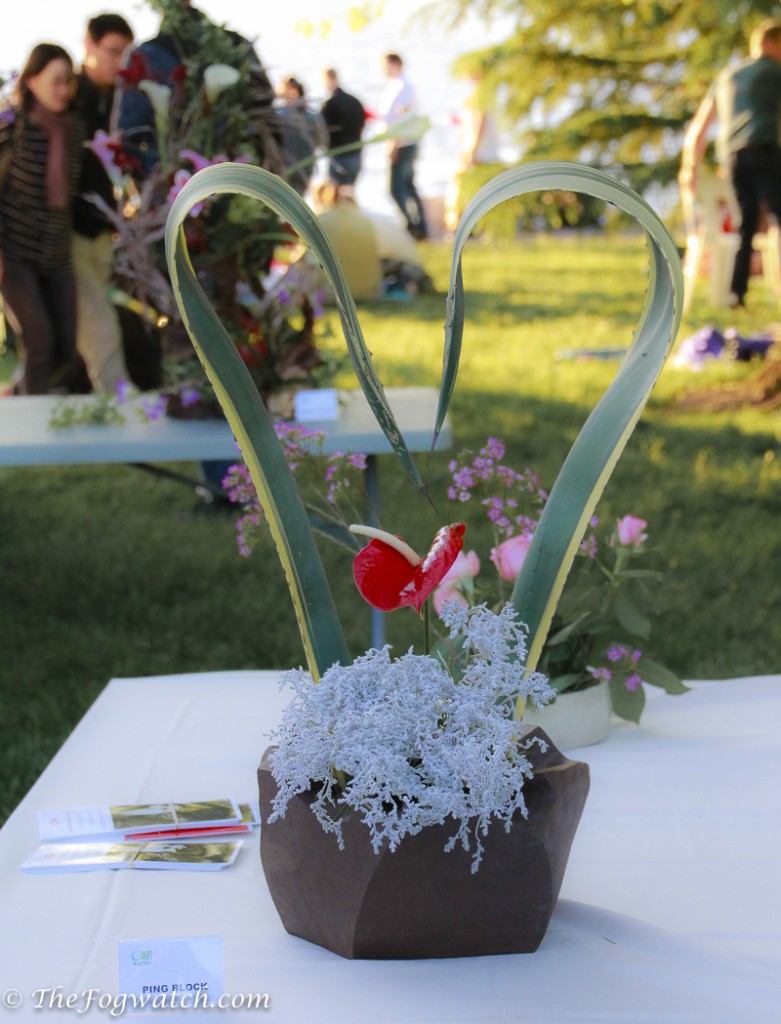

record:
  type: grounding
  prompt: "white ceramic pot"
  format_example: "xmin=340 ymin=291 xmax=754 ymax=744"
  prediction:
xmin=521 ymin=680 xmax=611 ymax=751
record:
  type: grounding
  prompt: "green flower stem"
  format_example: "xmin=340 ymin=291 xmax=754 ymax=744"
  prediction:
xmin=423 ymin=600 xmax=431 ymax=656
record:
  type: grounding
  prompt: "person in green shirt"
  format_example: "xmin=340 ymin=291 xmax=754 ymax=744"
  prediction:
xmin=680 ymin=18 xmax=781 ymax=307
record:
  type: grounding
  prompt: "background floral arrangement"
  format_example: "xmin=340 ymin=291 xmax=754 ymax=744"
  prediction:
xmin=88 ymin=0 xmax=339 ymax=410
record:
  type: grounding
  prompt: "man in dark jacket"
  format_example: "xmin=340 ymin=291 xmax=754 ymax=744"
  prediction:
xmin=321 ymin=68 xmax=366 ymax=186
xmin=73 ymin=12 xmax=133 ymax=389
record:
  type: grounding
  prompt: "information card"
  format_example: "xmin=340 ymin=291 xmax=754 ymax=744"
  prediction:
xmin=118 ymin=935 xmax=224 ymax=1008
xmin=294 ymin=388 xmax=339 ymax=422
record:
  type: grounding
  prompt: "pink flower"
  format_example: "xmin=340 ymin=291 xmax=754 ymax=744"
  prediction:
xmin=180 ymin=149 xmax=213 ymax=173
xmin=616 ymin=515 xmax=648 ymax=547
xmin=166 ymin=169 xmax=204 ymax=215
xmin=85 ymin=130 xmax=130 ymax=189
xmin=490 ymin=533 xmax=533 ymax=582
xmin=180 ymin=149 xmax=252 ymax=171
xmin=432 ymin=550 xmax=480 ymax=615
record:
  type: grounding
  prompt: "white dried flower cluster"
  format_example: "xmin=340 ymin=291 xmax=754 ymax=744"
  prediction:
xmin=268 ymin=603 xmax=554 ymax=871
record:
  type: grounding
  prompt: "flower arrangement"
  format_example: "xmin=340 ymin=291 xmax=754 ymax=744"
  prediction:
xmin=163 ymin=160 xmax=682 ymax=895
xmin=225 ymin=434 xmax=686 ymax=723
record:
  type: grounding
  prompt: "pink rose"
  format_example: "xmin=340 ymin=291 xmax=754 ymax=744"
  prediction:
xmin=490 ymin=533 xmax=532 ymax=582
xmin=616 ymin=515 xmax=648 ymax=547
xmin=432 ymin=550 xmax=480 ymax=615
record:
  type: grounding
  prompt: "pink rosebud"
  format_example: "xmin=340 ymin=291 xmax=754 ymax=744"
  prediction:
xmin=490 ymin=533 xmax=533 ymax=583
xmin=432 ymin=550 xmax=480 ymax=615
xmin=439 ymin=549 xmax=481 ymax=587
xmin=616 ymin=515 xmax=648 ymax=547
xmin=433 ymin=583 xmax=469 ymax=616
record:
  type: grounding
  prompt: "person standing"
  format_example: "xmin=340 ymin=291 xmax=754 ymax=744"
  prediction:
xmin=320 ymin=68 xmax=366 ymax=186
xmin=277 ymin=76 xmax=327 ymax=196
xmin=0 ymin=44 xmax=86 ymax=394
xmin=377 ymin=53 xmax=428 ymax=240
xmin=73 ymin=13 xmax=134 ymax=391
xmin=679 ymin=18 xmax=781 ymax=308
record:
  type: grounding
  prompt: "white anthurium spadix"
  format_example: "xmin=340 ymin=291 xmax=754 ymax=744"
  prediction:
xmin=164 ymin=160 xmax=681 ymax=713
xmin=283 ymin=112 xmax=431 ymax=189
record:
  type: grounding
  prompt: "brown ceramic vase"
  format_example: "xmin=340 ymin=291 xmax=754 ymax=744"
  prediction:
xmin=257 ymin=725 xmax=589 ymax=960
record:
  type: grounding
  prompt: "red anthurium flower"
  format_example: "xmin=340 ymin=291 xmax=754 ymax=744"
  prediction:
xmin=351 ymin=523 xmax=466 ymax=613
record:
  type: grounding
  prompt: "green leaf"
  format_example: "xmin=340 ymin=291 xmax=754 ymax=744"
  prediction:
xmin=638 ymin=657 xmax=690 ymax=695
xmin=547 ymin=611 xmax=591 ymax=644
xmin=549 ymin=672 xmax=586 ymax=694
xmin=613 ymin=589 xmax=651 ymax=638
xmin=164 ymin=165 xmax=434 ymax=677
xmin=166 ymin=226 xmax=348 ymax=679
xmin=609 ymin=676 xmax=646 ymax=723
xmin=167 ymin=164 xmax=426 ymax=495
xmin=435 ymin=162 xmax=681 ymax=673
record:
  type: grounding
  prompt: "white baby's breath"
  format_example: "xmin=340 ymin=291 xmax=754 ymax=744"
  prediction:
xmin=268 ymin=603 xmax=553 ymax=871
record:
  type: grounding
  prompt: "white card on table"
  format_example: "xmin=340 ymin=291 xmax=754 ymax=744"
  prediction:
xmin=20 ymin=840 xmax=243 ymax=873
xmin=294 ymin=388 xmax=339 ymax=422
xmin=118 ymin=935 xmax=224 ymax=1008
xmin=38 ymin=799 xmax=242 ymax=842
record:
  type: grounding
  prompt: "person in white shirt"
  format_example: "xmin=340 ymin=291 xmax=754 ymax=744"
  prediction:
xmin=378 ymin=53 xmax=428 ymax=240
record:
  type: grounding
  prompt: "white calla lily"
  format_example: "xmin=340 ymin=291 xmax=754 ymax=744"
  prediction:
xmin=204 ymin=64 xmax=241 ymax=103
xmin=139 ymin=81 xmax=172 ymax=172
xmin=138 ymin=80 xmax=172 ymax=119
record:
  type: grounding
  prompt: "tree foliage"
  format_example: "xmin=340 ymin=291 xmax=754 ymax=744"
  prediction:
xmin=435 ymin=0 xmax=781 ymax=192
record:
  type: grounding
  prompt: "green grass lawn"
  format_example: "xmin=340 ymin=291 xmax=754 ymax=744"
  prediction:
xmin=2 ymin=232 xmax=780 ymax=824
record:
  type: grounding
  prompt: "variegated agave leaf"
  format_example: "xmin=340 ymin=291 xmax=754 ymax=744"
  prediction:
xmin=165 ymin=164 xmax=425 ymax=679
xmin=435 ymin=161 xmax=682 ymax=677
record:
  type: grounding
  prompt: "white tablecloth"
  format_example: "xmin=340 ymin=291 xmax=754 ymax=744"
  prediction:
xmin=0 ymin=671 xmax=779 ymax=1022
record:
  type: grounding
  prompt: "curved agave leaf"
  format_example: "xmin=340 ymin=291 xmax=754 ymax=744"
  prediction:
xmin=165 ymin=164 xmax=421 ymax=678
xmin=165 ymin=229 xmax=345 ymax=679
xmin=169 ymin=164 xmax=424 ymax=492
xmin=435 ymin=161 xmax=682 ymax=676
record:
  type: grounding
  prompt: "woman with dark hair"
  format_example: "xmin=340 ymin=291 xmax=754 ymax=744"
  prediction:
xmin=0 ymin=43 xmax=86 ymax=393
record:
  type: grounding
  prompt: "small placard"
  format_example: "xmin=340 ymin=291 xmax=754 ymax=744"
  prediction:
xmin=118 ymin=935 xmax=223 ymax=1011
xmin=294 ymin=388 xmax=339 ymax=422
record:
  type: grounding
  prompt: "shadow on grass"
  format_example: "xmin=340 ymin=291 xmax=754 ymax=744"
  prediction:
xmin=361 ymin=288 xmax=644 ymax=329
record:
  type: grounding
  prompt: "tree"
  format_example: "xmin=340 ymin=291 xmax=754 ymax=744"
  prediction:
xmin=433 ymin=0 xmax=781 ymax=193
